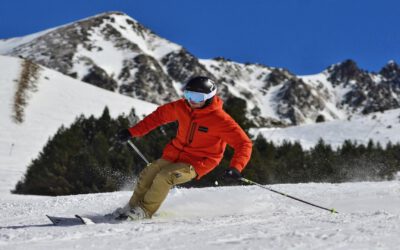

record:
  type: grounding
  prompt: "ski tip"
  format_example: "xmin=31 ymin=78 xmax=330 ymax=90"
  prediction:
xmin=75 ymin=214 xmax=95 ymax=225
xmin=46 ymin=215 xmax=63 ymax=225
xmin=45 ymin=214 xmax=54 ymax=221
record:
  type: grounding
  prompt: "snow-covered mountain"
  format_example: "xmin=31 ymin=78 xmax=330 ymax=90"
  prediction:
xmin=0 ymin=55 xmax=157 ymax=194
xmin=203 ymin=58 xmax=400 ymax=125
xmin=0 ymin=12 xmax=207 ymax=105
xmin=251 ymin=108 xmax=400 ymax=149
xmin=1 ymin=11 xmax=400 ymax=126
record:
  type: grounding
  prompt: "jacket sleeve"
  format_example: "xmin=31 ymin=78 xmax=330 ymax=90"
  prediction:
xmin=128 ymin=101 xmax=178 ymax=137
xmin=218 ymin=116 xmax=252 ymax=172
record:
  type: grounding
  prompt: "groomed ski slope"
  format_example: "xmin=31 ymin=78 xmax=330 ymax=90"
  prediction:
xmin=1 ymin=181 xmax=400 ymax=250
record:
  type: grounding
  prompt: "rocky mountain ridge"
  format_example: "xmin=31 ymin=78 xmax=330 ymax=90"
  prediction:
xmin=1 ymin=11 xmax=399 ymax=126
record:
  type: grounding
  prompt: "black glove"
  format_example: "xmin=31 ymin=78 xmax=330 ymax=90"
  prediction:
xmin=116 ymin=129 xmax=132 ymax=143
xmin=224 ymin=167 xmax=242 ymax=180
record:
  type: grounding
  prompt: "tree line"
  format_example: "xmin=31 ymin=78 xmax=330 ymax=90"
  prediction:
xmin=13 ymin=97 xmax=400 ymax=196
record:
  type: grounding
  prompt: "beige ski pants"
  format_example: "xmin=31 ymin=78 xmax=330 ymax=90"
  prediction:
xmin=129 ymin=158 xmax=197 ymax=217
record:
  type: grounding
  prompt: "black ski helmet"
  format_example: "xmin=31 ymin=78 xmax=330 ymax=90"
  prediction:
xmin=184 ymin=76 xmax=217 ymax=107
xmin=184 ymin=76 xmax=216 ymax=94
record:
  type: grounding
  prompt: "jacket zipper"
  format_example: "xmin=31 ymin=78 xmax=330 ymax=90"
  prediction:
xmin=174 ymin=114 xmax=196 ymax=162
xmin=188 ymin=122 xmax=197 ymax=144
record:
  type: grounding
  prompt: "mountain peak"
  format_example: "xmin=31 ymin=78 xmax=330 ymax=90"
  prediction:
xmin=329 ymin=59 xmax=360 ymax=75
xmin=3 ymin=11 xmax=186 ymax=104
xmin=327 ymin=59 xmax=366 ymax=86
xmin=79 ymin=11 xmax=135 ymax=23
xmin=380 ymin=60 xmax=399 ymax=77
xmin=387 ymin=59 xmax=397 ymax=66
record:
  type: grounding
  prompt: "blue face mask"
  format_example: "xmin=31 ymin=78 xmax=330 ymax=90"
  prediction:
xmin=183 ymin=89 xmax=217 ymax=103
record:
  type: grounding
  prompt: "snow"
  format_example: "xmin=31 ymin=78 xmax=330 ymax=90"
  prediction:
xmin=299 ymin=73 xmax=348 ymax=121
xmin=1 ymin=181 xmax=400 ymax=249
xmin=0 ymin=55 xmax=157 ymax=194
xmin=0 ymin=28 xmax=57 ymax=54
xmin=111 ymin=14 xmax=181 ymax=60
xmin=251 ymin=108 xmax=400 ymax=149
xmin=262 ymin=84 xmax=283 ymax=120
xmin=73 ymin=27 xmax=138 ymax=78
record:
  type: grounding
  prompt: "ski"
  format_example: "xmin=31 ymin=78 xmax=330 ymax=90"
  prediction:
xmin=46 ymin=214 xmax=122 ymax=226
xmin=46 ymin=215 xmax=86 ymax=226
xmin=46 ymin=213 xmax=155 ymax=226
xmin=46 ymin=215 xmax=96 ymax=226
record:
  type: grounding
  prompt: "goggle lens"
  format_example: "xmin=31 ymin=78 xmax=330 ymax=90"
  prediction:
xmin=183 ymin=90 xmax=207 ymax=103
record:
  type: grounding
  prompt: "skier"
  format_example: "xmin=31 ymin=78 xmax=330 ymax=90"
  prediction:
xmin=113 ymin=76 xmax=252 ymax=220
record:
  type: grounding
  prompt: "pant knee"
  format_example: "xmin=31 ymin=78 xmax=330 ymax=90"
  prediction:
xmin=153 ymin=167 xmax=194 ymax=186
xmin=153 ymin=170 xmax=174 ymax=186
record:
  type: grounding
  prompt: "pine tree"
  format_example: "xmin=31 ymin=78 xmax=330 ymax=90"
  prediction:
xmin=223 ymin=96 xmax=254 ymax=133
xmin=307 ymin=138 xmax=335 ymax=182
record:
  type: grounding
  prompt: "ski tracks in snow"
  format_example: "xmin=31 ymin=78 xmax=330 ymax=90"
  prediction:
xmin=1 ymin=182 xmax=400 ymax=249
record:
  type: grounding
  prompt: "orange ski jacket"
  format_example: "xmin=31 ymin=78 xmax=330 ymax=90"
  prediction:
xmin=128 ymin=96 xmax=252 ymax=179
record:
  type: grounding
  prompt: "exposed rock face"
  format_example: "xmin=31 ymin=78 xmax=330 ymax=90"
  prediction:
xmin=5 ymin=12 xmax=183 ymax=104
xmin=118 ymin=54 xmax=177 ymax=103
xmin=82 ymin=64 xmax=118 ymax=91
xmin=327 ymin=60 xmax=400 ymax=114
xmin=2 ymin=12 xmax=400 ymax=127
xmin=276 ymin=78 xmax=326 ymax=124
xmin=162 ymin=49 xmax=213 ymax=84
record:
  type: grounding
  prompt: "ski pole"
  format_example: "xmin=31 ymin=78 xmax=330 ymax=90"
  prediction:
xmin=127 ymin=140 xmax=150 ymax=165
xmin=239 ymin=177 xmax=338 ymax=214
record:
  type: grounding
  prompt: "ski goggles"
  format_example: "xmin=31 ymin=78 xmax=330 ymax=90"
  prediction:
xmin=183 ymin=89 xmax=217 ymax=103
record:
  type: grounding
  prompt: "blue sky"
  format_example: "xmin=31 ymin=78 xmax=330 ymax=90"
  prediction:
xmin=0 ymin=0 xmax=399 ymax=75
